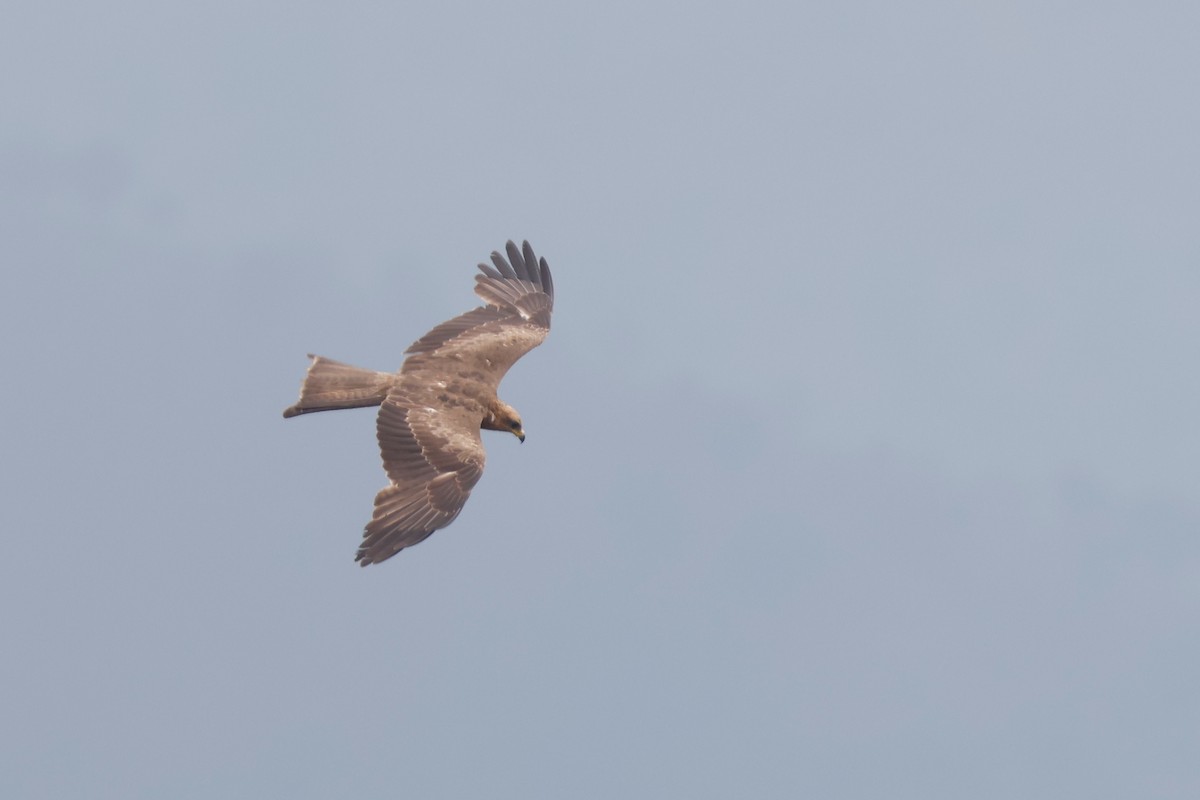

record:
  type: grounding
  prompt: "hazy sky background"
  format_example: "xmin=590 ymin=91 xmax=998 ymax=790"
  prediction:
xmin=3 ymin=2 xmax=1198 ymax=797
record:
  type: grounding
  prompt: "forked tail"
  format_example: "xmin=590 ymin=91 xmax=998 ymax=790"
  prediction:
xmin=282 ymin=355 xmax=395 ymax=418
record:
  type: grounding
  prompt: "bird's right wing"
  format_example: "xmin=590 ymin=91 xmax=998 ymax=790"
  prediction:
xmin=358 ymin=394 xmax=485 ymax=565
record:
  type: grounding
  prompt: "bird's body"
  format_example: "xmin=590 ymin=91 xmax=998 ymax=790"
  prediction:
xmin=284 ymin=241 xmax=554 ymax=566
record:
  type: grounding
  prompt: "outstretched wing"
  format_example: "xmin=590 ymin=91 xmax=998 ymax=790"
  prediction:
xmin=359 ymin=396 xmax=485 ymax=565
xmin=400 ymin=240 xmax=554 ymax=387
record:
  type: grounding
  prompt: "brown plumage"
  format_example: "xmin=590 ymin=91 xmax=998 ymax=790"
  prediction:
xmin=284 ymin=240 xmax=554 ymax=566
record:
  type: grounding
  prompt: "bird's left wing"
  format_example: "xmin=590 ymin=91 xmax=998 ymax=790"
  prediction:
xmin=399 ymin=241 xmax=554 ymax=387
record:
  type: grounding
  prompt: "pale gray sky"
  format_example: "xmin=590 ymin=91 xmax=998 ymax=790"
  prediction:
xmin=2 ymin=2 xmax=1198 ymax=798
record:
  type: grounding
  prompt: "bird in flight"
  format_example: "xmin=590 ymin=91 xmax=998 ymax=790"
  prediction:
xmin=284 ymin=240 xmax=554 ymax=566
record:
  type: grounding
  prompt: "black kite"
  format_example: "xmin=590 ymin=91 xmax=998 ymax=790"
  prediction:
xmin=284 ymin=240 xmax=554 ymax=566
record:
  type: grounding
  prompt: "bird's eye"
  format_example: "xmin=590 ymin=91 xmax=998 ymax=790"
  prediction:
xmin=510 ymin=420 xmax=521 ymax=429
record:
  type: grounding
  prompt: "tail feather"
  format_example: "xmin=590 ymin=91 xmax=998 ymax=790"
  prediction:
xmin=282 ymin=355 xmax=395 ymax=418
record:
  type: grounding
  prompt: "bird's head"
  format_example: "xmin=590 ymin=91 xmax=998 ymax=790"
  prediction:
xmin=484 ymin=399 xmax=525 ymax=443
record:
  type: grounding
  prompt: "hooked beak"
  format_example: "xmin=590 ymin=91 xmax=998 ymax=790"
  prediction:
xmin=517 ymin=431 xmax=526 ymax=443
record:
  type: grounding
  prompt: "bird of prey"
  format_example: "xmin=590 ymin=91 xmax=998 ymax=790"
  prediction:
xmin=283 ymin=240 xmax=554 ymax=566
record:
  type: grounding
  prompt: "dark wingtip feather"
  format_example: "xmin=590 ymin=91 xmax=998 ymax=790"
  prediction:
xmin=505 ymin=240 xmax=530 ymax=281
xmin=490 ymin=249 xmax=517 ymax=279
xmin=539 ymin=257 xmax=553 ymax=302
xmin=520 ymin=241 xmax=538 ymax=282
